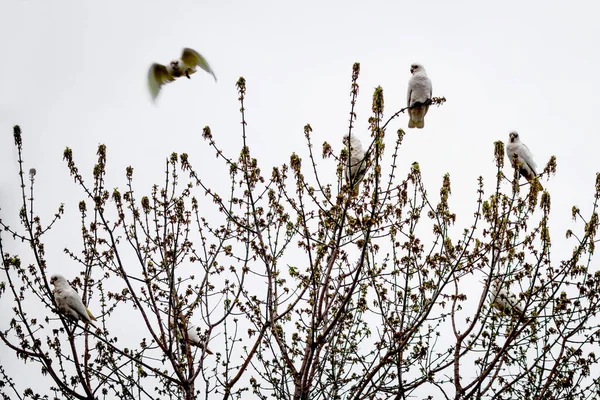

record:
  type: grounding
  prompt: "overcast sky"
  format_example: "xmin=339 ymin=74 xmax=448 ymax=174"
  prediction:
xmin=1 ymin=0 xmax=600 ymax=394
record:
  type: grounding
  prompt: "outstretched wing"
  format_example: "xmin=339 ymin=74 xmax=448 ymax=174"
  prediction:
xmin=181 ymin=48 xmax=217 ymax=82
xmin=148 ymin=63 xmax=173 ymax=101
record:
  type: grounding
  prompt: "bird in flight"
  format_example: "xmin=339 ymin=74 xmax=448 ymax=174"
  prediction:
xmin=148 ymin=48 xmax=217 ymax=101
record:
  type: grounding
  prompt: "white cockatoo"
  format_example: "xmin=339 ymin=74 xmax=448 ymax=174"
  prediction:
xmin=343 ymin=134 xmax=370 ymax=196
xmin=50 ymin=274 xmax=97 ymax=326
xmin=489 ymin=278 xmax=536 ymax=330
xmin=490 ymin=278 xmax=524 ymax=317
xmin=171 ymin=313 xmax=213 ymax=355
xmin=148 ymin=48 xmax=217 ymax=101
xmin=407 ymin=63 xmax=433 ymax=129
xmin=506 ymin=131 xmax=543 ymax=190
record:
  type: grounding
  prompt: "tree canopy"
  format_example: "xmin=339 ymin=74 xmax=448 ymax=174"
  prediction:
xmin=2 ymin=64 xmax=599 ymax=400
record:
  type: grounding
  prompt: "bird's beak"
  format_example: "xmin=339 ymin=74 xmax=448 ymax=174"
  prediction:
xmin=410 ymin=67 xmax=415 ymax=74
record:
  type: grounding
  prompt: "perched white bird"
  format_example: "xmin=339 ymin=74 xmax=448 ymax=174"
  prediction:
xmin=490 ymin=278 xmax=524 ymax=317
xmin=171 ymin=313 xmax=213 ymax=355
xmin=489 ymin=278 xmax=536 ymax=330
xmin=148 ymin=48 xmax=217 ymax=101
xmin=343 ymin=134 xmax=370 ymax=196
xmin=50 ymin=274 xmax=97 ymax=326
xmin=506 ymin=131 xmax=543 ymax=190
xmin=407 ymin=63 xmax=432 ymax=129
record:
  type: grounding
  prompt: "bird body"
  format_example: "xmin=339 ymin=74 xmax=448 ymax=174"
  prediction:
xmin=343 ymin=134 xmax=369 ymax=196
xmin=407 ymin=64 xmax=432 ymax=129
xmin=148 ymin=48 xmax=217 ymax=101
xmin=489 ymin=278 xmax=535 ymax=329
xmin=185 ymin=323 xmax=213 ymax=355
xmin=171 ymin=313 xmax=213 ymax=355
xmin=50 ymin=274 xmax=96 ymax=326
xmin=490 ymin=278 xmax=524 ymax=316
xmin=506 ymin=131 xmax=543 ymax=190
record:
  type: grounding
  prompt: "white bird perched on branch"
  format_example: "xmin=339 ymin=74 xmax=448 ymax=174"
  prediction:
xmin=490 ymin=278 xmax=523 ymax=316
xmin=50 ymin=274 xmax=97 ymax=327
xmin=506 ymin=131 xmax=543 ymax=191
xmin=489 ymin=278 xmax=535 ymax=327
xmin=171 ymin=313 xmax=213 ymax=355
xmin=148 ymin=48 xmax=217 ymax=101
xmin=407 ymin=63 xmax=432 ymax=129
xmin=343 ymin=134 xmax=370 ymax=196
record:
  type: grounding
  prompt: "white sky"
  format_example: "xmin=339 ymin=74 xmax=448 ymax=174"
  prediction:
xmin=1 ymin=0 xmax=600 ymax=396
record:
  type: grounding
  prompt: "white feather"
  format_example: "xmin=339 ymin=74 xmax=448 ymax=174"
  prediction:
xmin=506 ymin=131 xmax=542 ymax=189
xmin=490 ymin=278 xmax=524 ymax=316
xmin=344 ymin=134 xmax=369 ymax=190
xmin=50 ymin=274 xmax=96 ymax=325
xmin=407 ymin=63 xmax=433 ymax=129
xmin=170 ymin=313 xmax=213 ymax=355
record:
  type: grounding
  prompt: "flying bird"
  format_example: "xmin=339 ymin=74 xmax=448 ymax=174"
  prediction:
xmin=171 ymin=313 xmax=213 ymax=355
xmin=148 ymin=48 xmax=217 ymax=101
xmin=50 ymin=274 xmax=97 ymax=326
xmin=407 ymin=63 xmax=432 ymax=129
xmin=506 ymin=131 xmax=543 ymax=190
xmin=343 ymin=134 xmax=370 ymax=196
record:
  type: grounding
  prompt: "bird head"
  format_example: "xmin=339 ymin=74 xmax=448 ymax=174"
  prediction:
xmin=410 ymin=63 xmax=426 ymax=74
xmin=343 ymin=134 xmax=364 ymax=152
xmin=170 ymin=61 xmax=180 ymax=70
xmin=50 ymin=274 xmax=67 ymax=287
xmin=509 ymin=131 xmax=520 ymax=143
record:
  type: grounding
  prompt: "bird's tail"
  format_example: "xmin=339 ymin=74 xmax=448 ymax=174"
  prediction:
xmin=530 ymin=177 xmax=543 ymax=191
xmin=85 ymin=306 xmax=97 ymax=321
xmin=408 ymin=108 xmax=426 ymax=129
xmin=408 ymin=117 xmax=425 ymax=129
xmin=351 ymin=182 xmax=361 ymax=197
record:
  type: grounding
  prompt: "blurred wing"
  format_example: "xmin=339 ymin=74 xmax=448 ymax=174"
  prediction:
xmin=181 ymin=48 xmax=217 ymax=82
xmin=148 ymin=63 xmax=173 ymax=101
